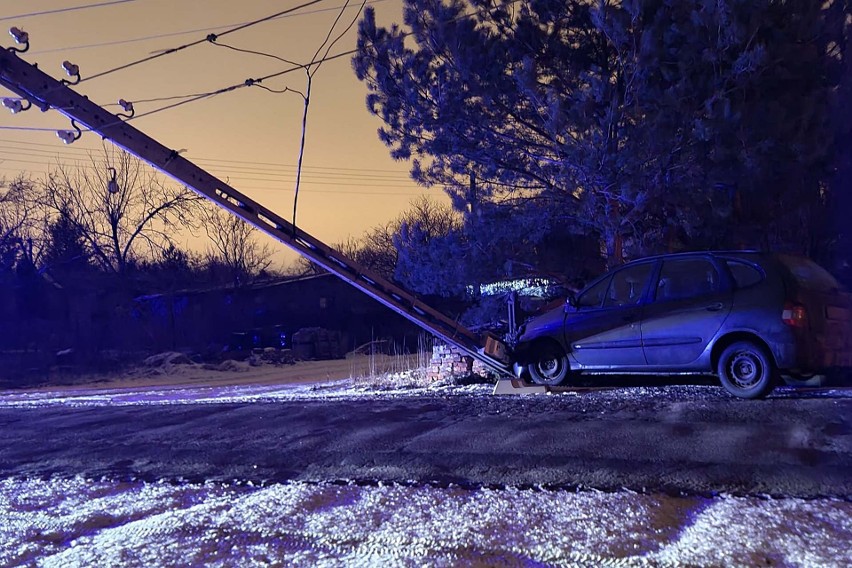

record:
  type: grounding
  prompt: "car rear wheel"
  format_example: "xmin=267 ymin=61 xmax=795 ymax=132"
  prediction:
xmin=717 ymin=341 xmax=776 ymax=399
xmin=528 ymin=343 xmax=570 ymax=386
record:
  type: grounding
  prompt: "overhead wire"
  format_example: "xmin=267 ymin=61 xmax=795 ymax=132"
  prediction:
xmin=0 ymin=0 xmax=138 ymax=22
xmin=122 ymin=51 xmax=354 ymax=123
xmin=0 ymin=169 xmax=423 ymax=194
xmin=29 ymin=0 xmax=389 ymax=55
xmin=22 ymin=0 xmax=509 ymax=122
xmin=0 ymin=153 xmax=524 ymax=194
xmin=254 ymin=84 xmax=297 ymax=95
xmin=78 ymin=0 xmax=326 ymax=85
xmin=0 ymin=138 xmax=412 ymax=174
xmin=115 ymin=0 xmax=520 ymax=122
xmin=104 ymin=92 xmax=215 ymax=106
xmin=2 ymin=1 xmax=521 ymax=200
xmin=0 ymin=144 xmax=418 ymax=184
xmin=208 ymin=42 xmax=302 ymax=69
xmin=0 ymin=164 xmax=427 ymax=196
xmin=309 ymin=0 xmax=364 ymax=76
xmin=17 ymin=0 xmax=515 ymax=127
xmin=0 ymin=165 xmax=425 ymax=197
xmin=0 ymin=163 xmax=415 ymax=187
xmin=286 ymin=0 xmax=368 ymax=229
xmin=0 ymin=125 xmax=64 ymax=132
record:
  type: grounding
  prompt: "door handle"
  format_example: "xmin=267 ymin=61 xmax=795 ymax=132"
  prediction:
xmin=705 ymin=303 xmax=724 ymax=311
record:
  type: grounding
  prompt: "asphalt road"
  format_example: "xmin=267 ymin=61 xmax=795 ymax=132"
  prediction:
xmin=1 ymin=386 xmax=851 ymax=498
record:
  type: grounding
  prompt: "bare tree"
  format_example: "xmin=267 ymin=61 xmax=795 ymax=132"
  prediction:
xmin=293 ymin=232 xmax=379 ymax=277
xmin=200 ymin=202 xmax=274 ymax=285
xmin=0 ymin=175 xmax=41 ymax=270
xmin=38 ymin=145 xmax=200 ymax=273
xmin=295 ymin=195 xmax=458 ymax=279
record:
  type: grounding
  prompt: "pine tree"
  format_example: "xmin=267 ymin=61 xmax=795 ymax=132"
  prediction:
xmin=41 ymin=208 xmax=91 ymax=279
xmin=354 ymin=0 xmax=846 ymax=275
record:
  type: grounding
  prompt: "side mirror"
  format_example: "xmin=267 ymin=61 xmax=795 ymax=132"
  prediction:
xmin=565 ymin=294 xmax=577 ymax=309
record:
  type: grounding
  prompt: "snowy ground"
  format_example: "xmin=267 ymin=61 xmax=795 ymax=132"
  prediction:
xmin=2 ymin=368 xmax=852 ymax=566
xmin=0 ymin=378 xmax=494 ymax=408
xmin=2 ymin=476 xmax=852 ymax=567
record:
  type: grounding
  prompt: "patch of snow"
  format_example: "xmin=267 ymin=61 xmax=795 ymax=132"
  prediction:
xmin=0 ymin=380 xmax=850 ymax=409
xmin=0 ymin=380 xmax=496 ymax=408
xmin=1 ymin=477 xmax=850 ymax=567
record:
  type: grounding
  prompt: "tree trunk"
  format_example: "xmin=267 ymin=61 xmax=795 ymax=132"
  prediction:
xmin=604 ymin=230 xmax=624 ymax=269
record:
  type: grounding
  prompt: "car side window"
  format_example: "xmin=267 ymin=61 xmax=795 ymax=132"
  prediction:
xmin=576 ymin=276 xmax=611 ymax=309
xmin=725 ymin=260 xmax=764 ymax=289
xmin=603 ymin=263 xmax=653 ymax=308
xmin=654 ymin=258 xmax=720 ymax=302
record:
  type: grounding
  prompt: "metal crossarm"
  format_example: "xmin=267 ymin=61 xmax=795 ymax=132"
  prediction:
xmin=0 ymin=48 xmax=510 ymax=376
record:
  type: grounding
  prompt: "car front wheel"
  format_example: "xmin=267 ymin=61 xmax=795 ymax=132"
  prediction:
xmin=717 ymin=341 xmax=776 ymax=399
xmin=528 ymin=344 xmax=570 ymax=386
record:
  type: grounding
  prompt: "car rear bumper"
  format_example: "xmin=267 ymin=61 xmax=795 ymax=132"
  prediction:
xmin=784 ymin=333 xmax=852 ymax=372
xmin=813 ymin=347 xmax=852 ymax=368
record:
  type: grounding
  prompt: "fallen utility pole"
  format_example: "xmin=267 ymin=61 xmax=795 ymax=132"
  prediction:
xmin=0 ymin=46 xmax=510 ymax=377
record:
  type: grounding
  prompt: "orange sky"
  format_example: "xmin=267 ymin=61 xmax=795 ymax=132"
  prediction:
xmin=0 ymin=0 xmax=436 ymax=268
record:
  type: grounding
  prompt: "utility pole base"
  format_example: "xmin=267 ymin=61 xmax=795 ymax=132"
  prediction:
xmin=492 ymin=378 xmax=549 ymax=395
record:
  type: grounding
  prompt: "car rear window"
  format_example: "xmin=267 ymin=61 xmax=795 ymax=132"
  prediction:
xmin=725 ymin=260 xmax=764 ymax=289
xmin=777 ymin=255 xmax=840 ymax=293
xmin=656 ymin=258 xmax=720 ymax=301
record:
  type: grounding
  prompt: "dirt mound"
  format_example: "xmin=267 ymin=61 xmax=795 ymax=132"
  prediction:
xmin=202 ymin=360 xmax=250 ymax=373
xmin=143 ymin=352 xmax=193 ymax=368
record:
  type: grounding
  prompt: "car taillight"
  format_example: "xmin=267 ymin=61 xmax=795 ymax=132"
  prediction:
xmin=782 ymin=302 xmax=808 ymax=328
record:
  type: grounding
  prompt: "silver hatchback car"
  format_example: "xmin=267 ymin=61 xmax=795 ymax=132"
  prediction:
xmin=510 ymin=251 xmax=852 ymax=398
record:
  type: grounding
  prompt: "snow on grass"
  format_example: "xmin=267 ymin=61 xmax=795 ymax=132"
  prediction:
xmin=0 ymin=380 xmax=497 ymax=408
xmin=1 ymin=379 xmax=850 ymax=409
xmin=2 ymin=477 xmax=851 ymax=567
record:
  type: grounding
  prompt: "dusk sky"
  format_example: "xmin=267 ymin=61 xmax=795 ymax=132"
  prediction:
xmin=0 ymin=0 xmax=433 ymax=267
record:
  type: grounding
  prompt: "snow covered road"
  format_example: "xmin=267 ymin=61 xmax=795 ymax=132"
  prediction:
xmin=1 ymin=382 xmax=851 ymax=496
xmin=2 ymin=380 xmax=852 ymax=566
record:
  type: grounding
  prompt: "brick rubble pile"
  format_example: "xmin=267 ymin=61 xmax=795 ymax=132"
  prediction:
xmin=426 ymin=343 xmax=489 ymax=382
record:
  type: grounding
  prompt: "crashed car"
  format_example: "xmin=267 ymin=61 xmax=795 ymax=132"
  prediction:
xmin=510 ymin=251 xmax=852 ymax=398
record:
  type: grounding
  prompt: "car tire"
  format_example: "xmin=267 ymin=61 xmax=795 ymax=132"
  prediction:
xmin=528 ymin=343 xmax=570 ymax=386
xmin=717 ymin=341 xmax=776 ymax=399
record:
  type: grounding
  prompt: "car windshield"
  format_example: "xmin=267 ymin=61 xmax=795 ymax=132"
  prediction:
xmin=777 ymin=254 xmax=841 ymax=293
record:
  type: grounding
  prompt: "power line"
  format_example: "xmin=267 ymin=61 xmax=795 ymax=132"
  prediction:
xmin=0 ymin=141 xmax=528 ymax=190
xmin=246 ymin=187 xmax=427 ymax=196
xmin=209 ymin=42 xmax=302 ymax=70
xmin=30 ymin=1 xmax=389 ymax=55
xmin=105 ymin=92 xmax=214 ymax=106
xmin=309 ymin=0 xmax=366 ymax=76
xmin=193 ymin=155 xmax=406 ymax=175
xmin=10 ymin=1 xmax=515 ymax=136
xmin=79 ymin=0 xmax=326 ymax=84
xmin=0 ymin=151 xmax=413 ymax=181
xmin=120 ymin=0 xmax=521 ymax=122
xmin=126 ymin=50 xmax=355 ymax=122
xmin=0 ymin=146 xmax=418 ymax=184
xmin=0 ymin=126 xmax=61 ymax=132
xmin=0 ymin=154 xmax=415 ymax=186
xmin=0 ymin=0 xmax=138 ymax=22
xmin=0 ymin=138 xmax=413 ymax=175
xmin=0 ymin=165 xmax=425 ymax=196
xmin=2 ymin=3 xmax=520 ymax=192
